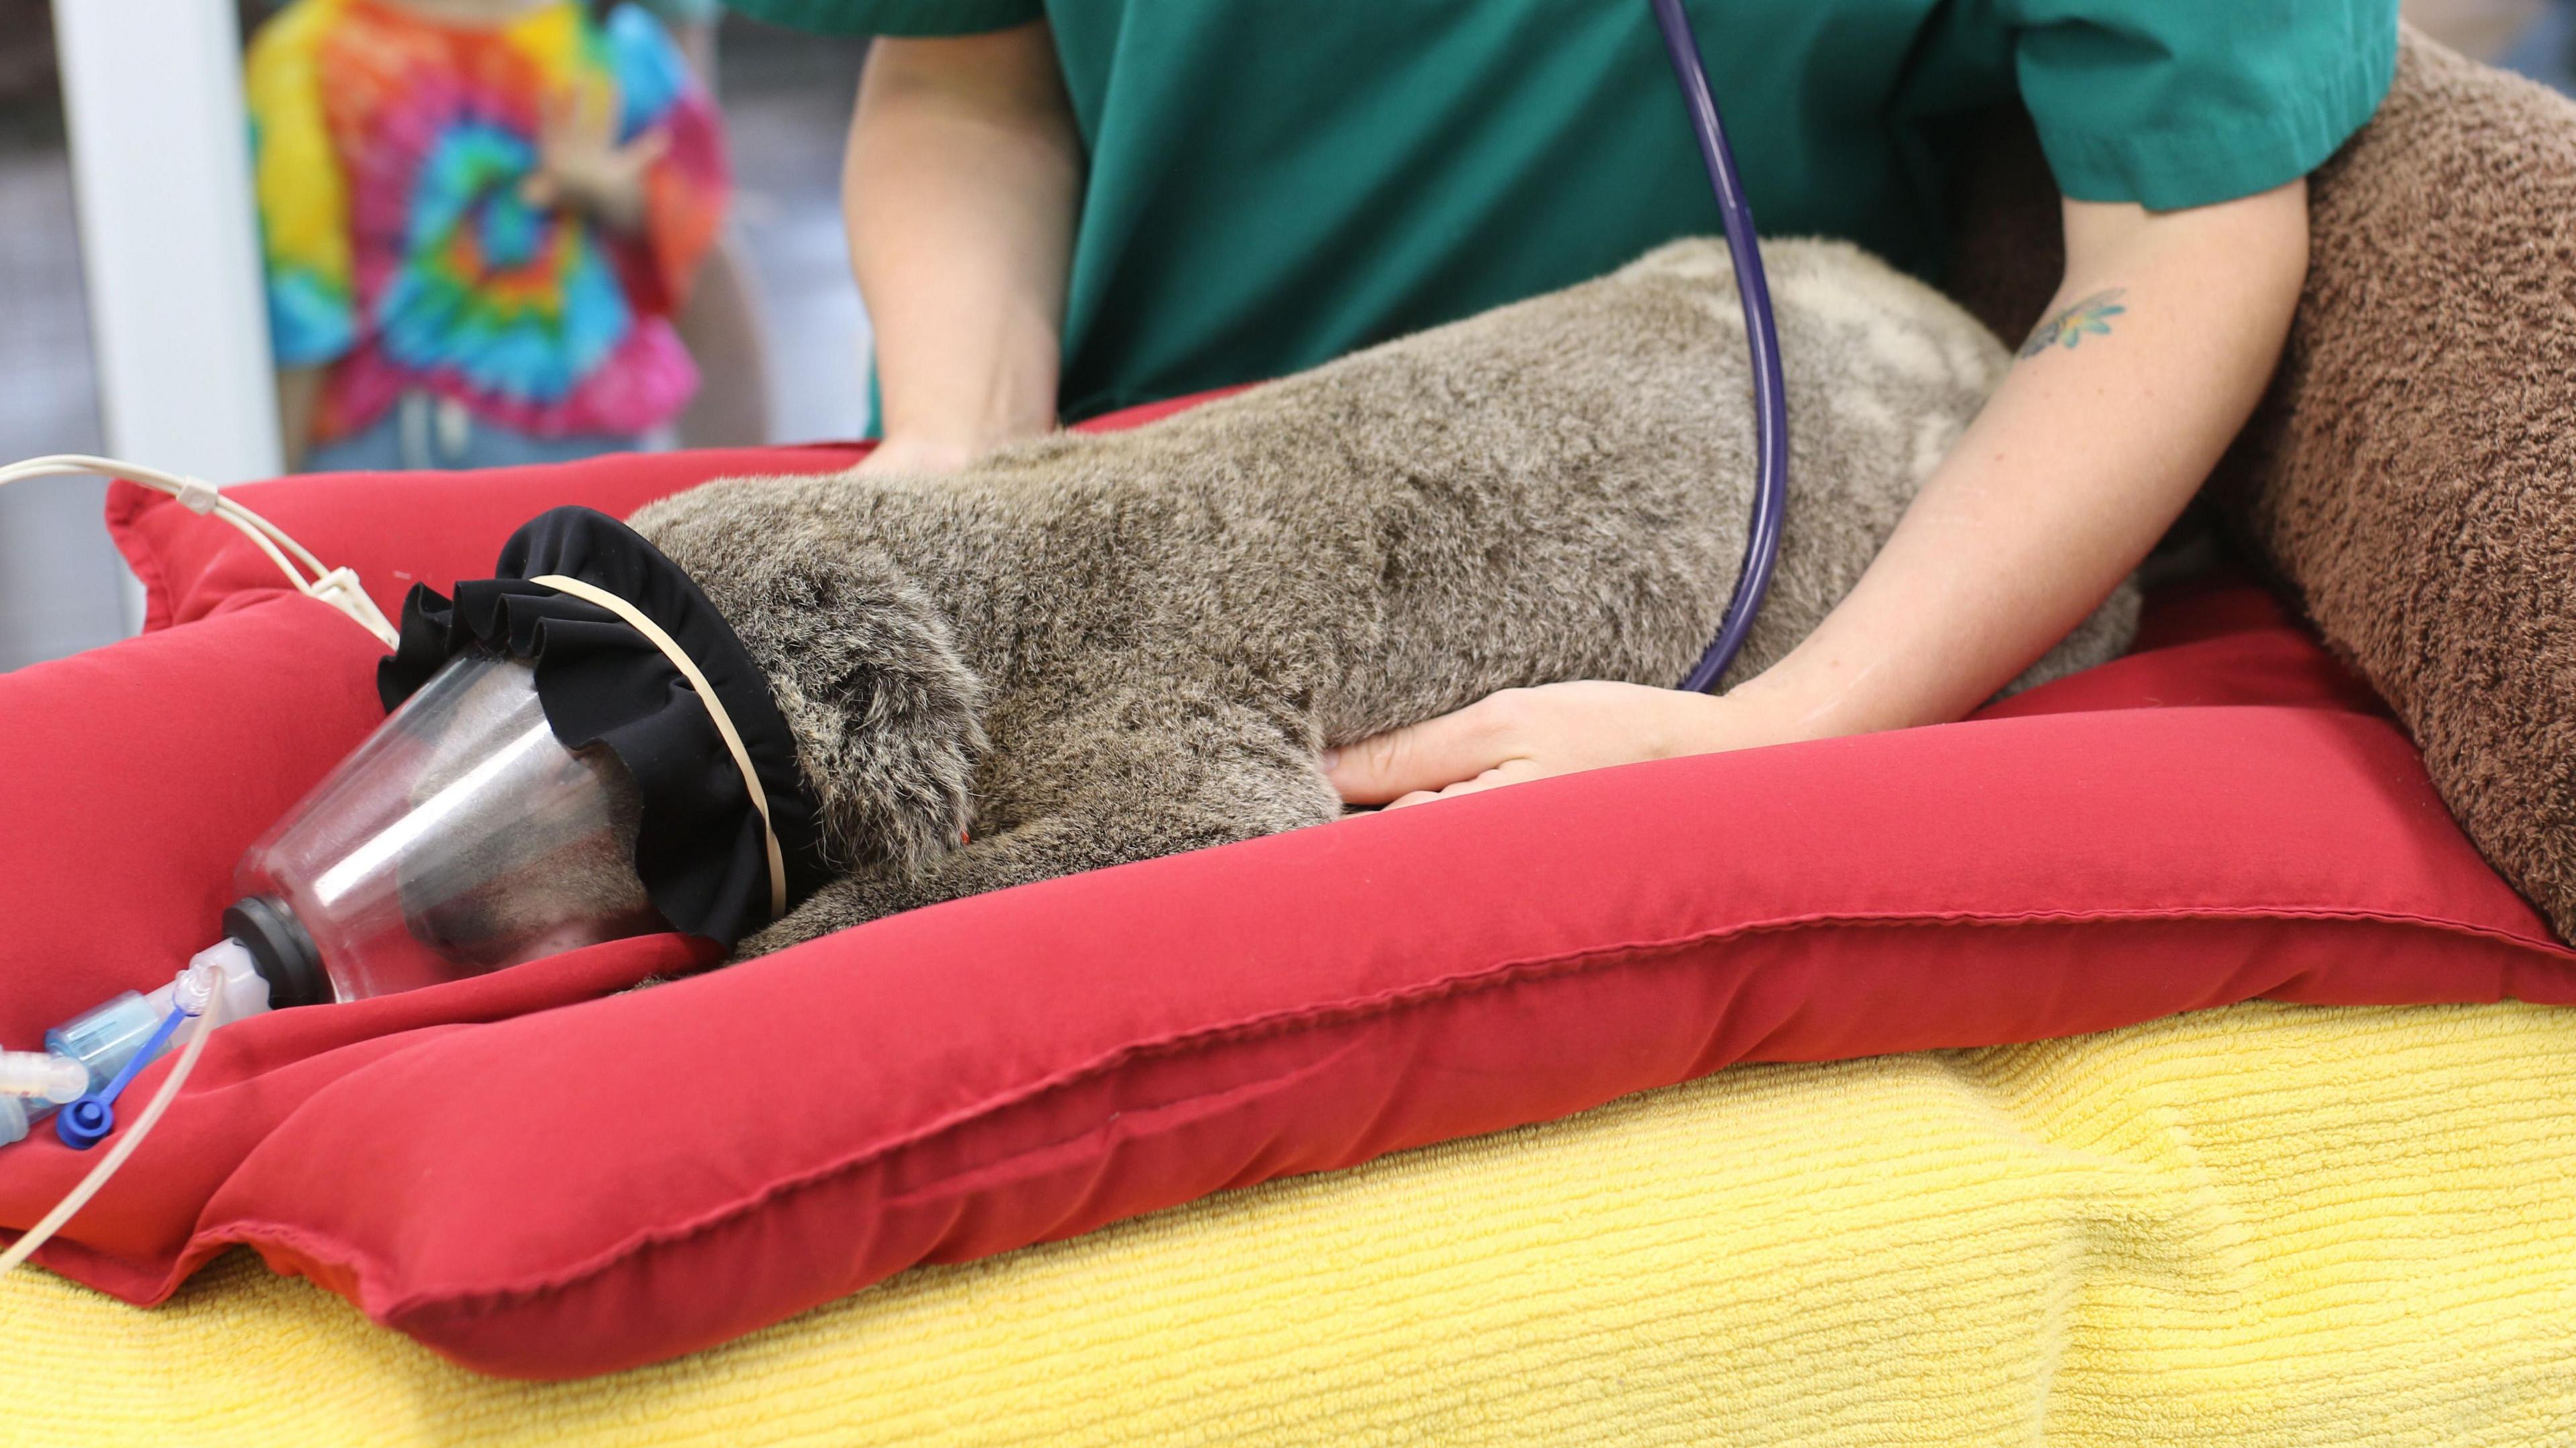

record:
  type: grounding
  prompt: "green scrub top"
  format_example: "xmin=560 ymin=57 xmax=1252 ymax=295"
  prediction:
xmin=727 ymin=0 xmax=2397 ymax=424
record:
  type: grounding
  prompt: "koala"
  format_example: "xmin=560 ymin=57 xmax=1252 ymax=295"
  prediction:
xmin=629 ymin=238 xmax=2139 ymax=957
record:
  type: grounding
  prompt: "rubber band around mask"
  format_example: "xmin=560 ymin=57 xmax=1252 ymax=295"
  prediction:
xmin=528 ymin=573 xmax=787 ymax=921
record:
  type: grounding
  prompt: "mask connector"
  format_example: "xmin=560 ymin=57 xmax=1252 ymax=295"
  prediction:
xmin=223 ymin=896 xmax=329 ymax=1010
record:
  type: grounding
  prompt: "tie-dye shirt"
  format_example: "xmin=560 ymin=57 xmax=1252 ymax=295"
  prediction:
xmin=246 ymin=0 xmax=727 ymax=443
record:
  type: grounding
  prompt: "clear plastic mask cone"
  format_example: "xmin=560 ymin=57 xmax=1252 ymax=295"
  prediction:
xmin=233 ymin=651 xmax=663 ymax=1002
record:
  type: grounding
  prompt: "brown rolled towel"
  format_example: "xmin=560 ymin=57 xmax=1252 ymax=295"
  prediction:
xmin=1947 ymin=26 xmax=2576 ymax=943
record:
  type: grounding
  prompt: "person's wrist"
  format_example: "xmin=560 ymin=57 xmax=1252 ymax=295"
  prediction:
xmin=588 ymin=176 xmax=649 ymax=233
xmin=877 ymin=392 xmax=1056 ymax=461
xmin=863 ymin=402 xmax=1057 ymax=474
xmin=522 ymin=169 xmax=645 ymax=233
xmin=862 ymin=434 xmax=979 ymax=474
xmin=885 ymin=415 xmax=1051 ymax=459
xmin=1693 ymin=665 xmax=1850 ymax=752
xmin=866 ymin=294 xmax=1063 ymax=462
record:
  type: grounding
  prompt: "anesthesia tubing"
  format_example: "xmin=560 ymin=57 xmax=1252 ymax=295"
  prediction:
xmin=0 ymin=455 xmax=398 ymax=1277
xmin=0 ymin=946 xmax=239 ymax=1278
xmin=0 ymin=455 xmax=399 ymax=647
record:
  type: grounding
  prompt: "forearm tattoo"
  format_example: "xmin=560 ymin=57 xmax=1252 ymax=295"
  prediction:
xmin=2018 ymin=289 xmax=2128 ymax=358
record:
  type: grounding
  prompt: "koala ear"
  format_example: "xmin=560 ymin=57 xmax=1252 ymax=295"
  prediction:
xmin=753 ymin=562 xmax=987 ymax=878
xmin=633 ymin=480 xmax=987 ymax=877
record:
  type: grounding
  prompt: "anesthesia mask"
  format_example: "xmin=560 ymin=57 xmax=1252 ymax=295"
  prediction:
xmin=236 ymin=504 xmax=832 ymax=1009
xmin=1 ymin=507 xmax=829 ymax=1178
xmin=225 ymin=646 xmax=663 ymax=1004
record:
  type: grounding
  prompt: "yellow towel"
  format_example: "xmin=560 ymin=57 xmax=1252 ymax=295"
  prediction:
xmin=7 ymin=998 xmax=2574 ymax=1445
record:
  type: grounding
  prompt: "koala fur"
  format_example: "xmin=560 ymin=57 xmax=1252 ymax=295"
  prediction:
xmin=629 ymin=238 xmax=2139 ymax=957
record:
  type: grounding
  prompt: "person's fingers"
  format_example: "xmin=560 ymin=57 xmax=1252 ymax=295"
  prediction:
xmin=1437 ymin=766 xmax=1528 ymax=799
xmin=519 ymin=174 xmax=559 ymax=208
xmin=619 ymin=128 xmax=672 ymax=172
xmin=1326 ymin=695 xmax=1532 ymax=804
xmin=1381 ymin=761 xmax=1542 ymax=810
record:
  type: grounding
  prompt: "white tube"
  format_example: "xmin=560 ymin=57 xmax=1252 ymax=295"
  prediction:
xmin=0 ymin=456 xmax=397 ymax=647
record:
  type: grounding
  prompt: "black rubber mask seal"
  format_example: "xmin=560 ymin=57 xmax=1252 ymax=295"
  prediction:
xmin=376 ymin=506 xmax=828 ymax=950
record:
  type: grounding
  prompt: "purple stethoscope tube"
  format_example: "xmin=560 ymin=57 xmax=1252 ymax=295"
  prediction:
xmin=1650 ymin=0 xmax=1791 ymax=695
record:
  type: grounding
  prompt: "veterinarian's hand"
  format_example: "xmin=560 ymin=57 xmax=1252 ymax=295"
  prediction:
xmin=1326 ymin=681 xmax=1788 ymax=809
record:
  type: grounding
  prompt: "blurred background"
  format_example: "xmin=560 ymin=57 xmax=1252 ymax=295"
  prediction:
xmin=0 ymin=0 xmax=2568 ymax=673
xmin=0 ymin=0 xmax=869 ymax=669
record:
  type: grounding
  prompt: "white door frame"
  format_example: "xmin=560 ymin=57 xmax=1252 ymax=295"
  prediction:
xmin=51 ymin=0 xmax=282 ymax=630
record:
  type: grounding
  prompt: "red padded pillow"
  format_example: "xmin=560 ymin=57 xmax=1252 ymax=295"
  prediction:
xmin=110 ymin=445 xmax=870 ymax=632
xmin=108 ymin=393 xmax=1234 ymax=631
xmin=0 ymin=592 xmax=715 ymax=1288
xmin=1 ymin=430 xmax=2565 ymax=1379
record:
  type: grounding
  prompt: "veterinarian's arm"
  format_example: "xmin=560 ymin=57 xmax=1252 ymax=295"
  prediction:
xmin=847 ymin=23 xmax=1081 ymax=476
xmin=1330 ymin=181 xmax=2309 ymax=807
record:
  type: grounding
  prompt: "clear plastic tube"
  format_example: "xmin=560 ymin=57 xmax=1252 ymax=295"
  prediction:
xmin=45 ymin=991 xmax=159 ymax=1095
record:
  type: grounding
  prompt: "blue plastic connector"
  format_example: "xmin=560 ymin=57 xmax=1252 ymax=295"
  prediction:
xmin=55 ymin=1002 xmax=191 ymax=1151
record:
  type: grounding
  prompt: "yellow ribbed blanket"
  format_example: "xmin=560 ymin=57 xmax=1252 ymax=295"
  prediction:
xmin=6 ymin=999 xmax=2574 ymax=1445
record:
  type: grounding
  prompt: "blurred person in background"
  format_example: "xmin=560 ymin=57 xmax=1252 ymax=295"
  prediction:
xmin=635 ymin=0 xmax=775 ymax=447
xmin=248 ymin=0 xmax=731 ymax=471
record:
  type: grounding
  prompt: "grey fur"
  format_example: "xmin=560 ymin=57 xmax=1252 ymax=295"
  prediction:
xmin=630 ymin=239 xmax=2139 ymax=957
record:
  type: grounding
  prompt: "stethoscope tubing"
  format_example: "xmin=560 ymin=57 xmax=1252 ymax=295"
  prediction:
xmin=1650 ymin=0 xmax=1792 ymax=694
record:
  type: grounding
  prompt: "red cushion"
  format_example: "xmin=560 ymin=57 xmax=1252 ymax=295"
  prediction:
xmin=111 ymin=445 xmax=871 ymax=632
xmin=1977 ymin=571 xmax=2394 ymax=720
xmin=108 ymin=394 xmax=1245 ymax=632
xmin=0 ymin=593 xmax=717 ymax=1287
xmin=3 ymin=419 xmax=2567 ymax=1380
